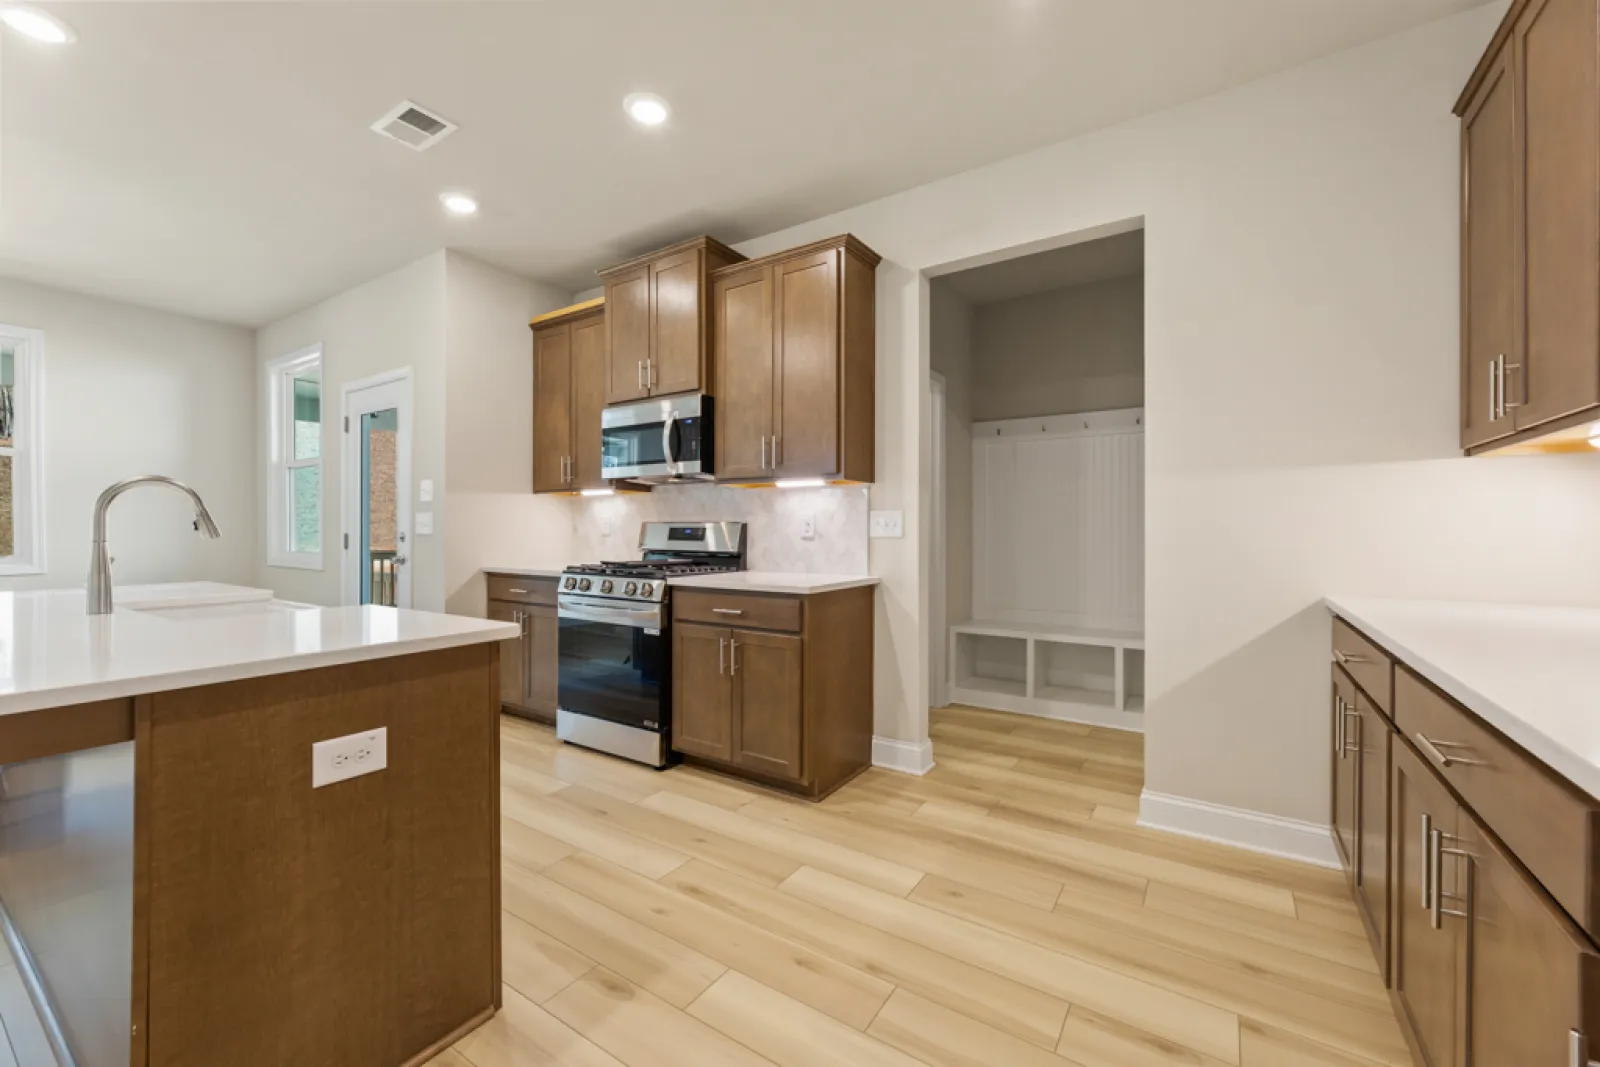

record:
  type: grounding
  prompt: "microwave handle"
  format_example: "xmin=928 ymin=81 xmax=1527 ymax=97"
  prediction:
xmin=662 ymin=411 xmax=679 ymax=473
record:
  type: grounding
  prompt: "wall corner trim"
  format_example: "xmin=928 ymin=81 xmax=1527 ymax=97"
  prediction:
xmin=872 ymin=735 xmax=935 ymax=776
xmin=1137 ymin=790 xmax=1341 ymax=869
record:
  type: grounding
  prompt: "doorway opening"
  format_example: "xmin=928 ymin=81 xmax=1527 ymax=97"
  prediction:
xmin=342 ymin=370 xmax=413 ymax=608
xmin=928 ymin=225 xmax=1146 ymax=758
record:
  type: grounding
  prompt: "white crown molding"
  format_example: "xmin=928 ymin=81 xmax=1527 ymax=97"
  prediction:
xmin=1138 ymin=790 xmax=1341 ymax=869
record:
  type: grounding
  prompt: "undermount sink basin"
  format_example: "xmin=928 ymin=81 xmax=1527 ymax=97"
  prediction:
xmin=134 ymin=599 xmax=305 ymax=621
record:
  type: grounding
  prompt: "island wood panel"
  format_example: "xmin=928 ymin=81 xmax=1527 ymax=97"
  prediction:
xmin=0 ymin=697 xmax=133 ymax=766
xmin=139 ymin=644 xmax=500 ymax=1067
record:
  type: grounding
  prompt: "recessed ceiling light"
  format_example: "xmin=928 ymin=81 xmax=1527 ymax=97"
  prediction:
xmin=0 ymin=5 xmax=75 ymax=44
xmin=623 ymin=93 xmax=670 ymax=127
xmin=440 ymin=192 xmax=478 ymax=217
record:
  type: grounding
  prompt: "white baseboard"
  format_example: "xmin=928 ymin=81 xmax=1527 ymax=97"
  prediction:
xmin=1138 ymin=790 xmax=1341 ymax=869
xmin=872 ymin=735 xmax=935 ymax=776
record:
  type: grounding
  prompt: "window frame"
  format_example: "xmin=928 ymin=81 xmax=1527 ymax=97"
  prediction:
xmin=266 ymin=344 xmax=324 ymax=571
xmin=0 ymin=324 xmax=45 ymax=577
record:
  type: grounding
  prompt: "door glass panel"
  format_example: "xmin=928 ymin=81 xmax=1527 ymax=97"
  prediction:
xmin=557 ymin=618 xmax=664 ymax=728
xmin=359 ymin=408 xmax=400 ymax=606
xmin=288 ymin=466 xmax=319 ymax=554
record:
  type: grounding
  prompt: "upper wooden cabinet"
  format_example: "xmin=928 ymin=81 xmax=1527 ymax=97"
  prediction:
xmin=598 ymin=236 xmax=745 ymax=404
xmin=1457 ymin=0 xmax=1600 ymax=453
xmin=530 ymin=301 xmax=608 ymax=493
xmin=712 ymin=235 xmax=880 ymax=483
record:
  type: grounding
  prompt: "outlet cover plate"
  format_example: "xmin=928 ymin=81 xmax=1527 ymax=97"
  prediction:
xmin=312 ymin=728 xmax=388 ymax=788
xmin=869 ymin=510 xmax=904 ymax=538
xmin=800 ymin=515 xmax=816 ymax=540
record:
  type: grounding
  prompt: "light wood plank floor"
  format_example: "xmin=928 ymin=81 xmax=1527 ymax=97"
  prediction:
xmin=436 ymin=705 xmax=1407 ymax=1067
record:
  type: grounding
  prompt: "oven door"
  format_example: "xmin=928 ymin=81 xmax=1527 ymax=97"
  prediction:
xmin=557 ymin=596 xmax=669 ymax=732
xmin=601 ymin=395 xmax=712 ymax=481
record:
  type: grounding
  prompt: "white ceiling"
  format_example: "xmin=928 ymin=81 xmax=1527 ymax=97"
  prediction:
xmin=1 ymin=1 xmax=1487 ymax=327
xmin=941 ymin=229 xmax=1144 ymax=305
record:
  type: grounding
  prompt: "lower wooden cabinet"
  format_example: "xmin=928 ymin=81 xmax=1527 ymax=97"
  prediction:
xmin=670 ymin=585 xmax=872 ymax=799
xmin=1331 ymin=614 xmax=1600 ymax=1066
xmin=486 ymin=574 xmax=559 ymax=723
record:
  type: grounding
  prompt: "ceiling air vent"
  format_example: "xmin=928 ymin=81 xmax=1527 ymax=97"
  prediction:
xmin=370 ymin=100 xmax=457 ymax=151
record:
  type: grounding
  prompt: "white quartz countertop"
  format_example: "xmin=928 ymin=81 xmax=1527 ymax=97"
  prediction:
xmin=484 ymin=566 xmax=565 ymax=579
xmin=667 ymin=572 xmax=879 ymax=595
xmin=1327 ymin=595 xmax=1600 ymax=802
xmin=0 ymin=584 xmax=517 ymax=716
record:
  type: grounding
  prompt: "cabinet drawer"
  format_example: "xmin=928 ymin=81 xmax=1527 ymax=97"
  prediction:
xmin=486 ymin=574 xmax=557 ymax=606
xmin=673 ymin=590 xmax=802 ymax=632
xmin=1395 ymin=666 xmax=1600 ymax=937
xmin=1332 ymin=617 xmax=1392 ymax=716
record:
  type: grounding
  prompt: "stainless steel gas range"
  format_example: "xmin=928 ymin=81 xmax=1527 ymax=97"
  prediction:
xmin=554 ymin=521 xmax=747 ymax=767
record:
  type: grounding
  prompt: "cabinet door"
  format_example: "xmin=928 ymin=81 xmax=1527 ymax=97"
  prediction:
xmin=526 ymin=605 xmax=560 ymax=717
xmin=1356 ymin=700 xmax=1391 ymax=980
xmin=650 ymin=248 xmax=705 ymax=396
xmin=487 ymin=601 xmax=528 ymax=711
xmin=672 ymin=622 xmax=733 ymax=761
xmin=1331 ymin=667 xmax=1359 ymax=875
xmin=569 ymin=313 xmax=608 ymax=489
xmin=1513 ymin=0 xmax=1600 ymax=431
xmin=605 ymin=266 xmax=651 ymax=404
xmin=1460 ymin=47 xmax=1519 ymax=450
xmin=1391 ymin=741 xmax=1463 ymax=1067
xmin=1463 ymin=809 xmax=1600 ymax=1065
xmin=714 ymin=264 xmax=775 ymax=480
xmin=732 ymin=629 xmax=803 ymax=781
xmin=773 ymin=248 xmax=840 ymax=478
xmin=533 ymin=325 xmax=573 ymax=493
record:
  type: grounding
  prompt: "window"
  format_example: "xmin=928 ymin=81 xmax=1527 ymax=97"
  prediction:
xmin=267 ymin=345 xmax=323 ymax=569
xmin=0 ymin=324 xmax=44 ymax=576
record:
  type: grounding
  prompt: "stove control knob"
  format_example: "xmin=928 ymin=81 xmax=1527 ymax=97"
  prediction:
xmin=640 ymin=582 xmax=654 ymax=598
xmin=563 ymin=576 xmax=576 ymax=590
xmin=578 ymin=578 xmax=592 ymax=592
xmin=624 ymin=581 xmax=638 ymax=596
xmin=600 ymin=580 xmax=614 ymax=594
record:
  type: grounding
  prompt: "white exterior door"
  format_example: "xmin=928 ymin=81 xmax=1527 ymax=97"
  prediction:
xmin=342 ymin=372 xmax=413 ymax=608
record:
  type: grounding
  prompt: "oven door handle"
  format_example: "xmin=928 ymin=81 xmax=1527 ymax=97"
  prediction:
xmin=558 ymin=598 xmax=664 ymax=628
xmin=662 ymin=411 xmax=679 ymax=475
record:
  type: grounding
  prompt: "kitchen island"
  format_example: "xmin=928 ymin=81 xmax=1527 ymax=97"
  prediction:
xmin=0 ymin=584 xmax=516 ymax=1067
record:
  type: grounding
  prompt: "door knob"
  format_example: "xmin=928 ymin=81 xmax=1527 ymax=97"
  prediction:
xmin=393 ymin=555 xmax=408 ymax=566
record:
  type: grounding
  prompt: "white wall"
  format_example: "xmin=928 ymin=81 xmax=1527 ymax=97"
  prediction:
xmin=0 ymin=278 xmax=255 ymax=590
xmin=972 ymin=274 xmax=1144 ymax=421
xmin=930 ymin=282 xmax=974 ymax=633
xmin=255 ymin=252 xmax=448 ymax=609
xmin=443 ymin=252 xmax=573 ymax=616
xmin=723 ymin=2 xmax=1600 ymax=829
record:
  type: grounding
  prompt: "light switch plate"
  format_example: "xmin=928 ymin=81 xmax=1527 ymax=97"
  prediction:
xmin=312 ymin=728 xmax=387 ymax=788
xmin=415 ymin=511 xmax=433 ymax=535
xmin=869 ymin=510 xmax=904 ymax=538
xmin=418 ymin=479 xmax=434 ymax=503
xmin=800 ymin=515 xmax=816 ymax=540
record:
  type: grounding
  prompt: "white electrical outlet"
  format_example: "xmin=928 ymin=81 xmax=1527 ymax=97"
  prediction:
xmin=869 ymin=510 xmax=904 ymax=538
xmin=418 ymin=479 xmax=434 ymax=503
xmin=800 ymin=515 xmax=816 ymax=540
xmin=601 ymin=516 xmax=613 ymax=537
xmin=312 ymin=728 xmax=388 ymax=788
xmin=415 ymin=511 xmax=433 ymax=535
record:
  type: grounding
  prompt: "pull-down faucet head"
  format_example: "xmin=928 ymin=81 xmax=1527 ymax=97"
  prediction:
xmin=87 ymin=475 xmax=221 ymax=615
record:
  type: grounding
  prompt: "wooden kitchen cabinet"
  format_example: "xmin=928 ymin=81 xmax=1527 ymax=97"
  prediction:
xmin=599 ymin=236 xmax=745 ymax=404
xmin=1355 ymin=696 xmax=1391 ymax=981
xmin=712 ymin=235 xmax=880 ymax=483
xmin=485 ymin=574 xmax=560 ymax=723
xmin=670 ymin=584 xmax=872 ymax=799
xmin=1331 ymin=666 xmax=1360 ymax=875
xmin=1457 ymin=0 xmax=1600 ymax=453
xmin=531 ymin=301 xmax=608 ymax=493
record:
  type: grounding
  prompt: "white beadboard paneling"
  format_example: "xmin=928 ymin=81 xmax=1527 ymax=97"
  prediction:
xmin=973 ymin=409 xmax=1143 ymax=631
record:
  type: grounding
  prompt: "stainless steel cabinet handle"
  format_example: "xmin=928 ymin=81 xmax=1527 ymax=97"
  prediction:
xmin=1417 ymin=734 xmax=1487 ymax=769
xmin=1503 ymin=358 xmax=1524 ymax=413
xmin=1343 ymin=701 xmax=1359 ymax=756
xmin=1351 ymin=714 xmax=1364 ymax=884
xmin=1568 ymin=1030 xmax=1599 ymax=1067
xmin=637 ymin=360 xmax=644 ymax=391
xmin=1430 ymin=828 xmax=1472 ymax=928
xmin=1333 ymin=649 xmax=1367 ymax=666
xmin=760 ymin=435 xmax=769 ymax=471
xmin=1334 ymin=694 xmax=1344 ymax=757
xmin=1420 ymin=812 xmax=1433 ymax=911
xmin=729 ymin=639 xmax=739 ymax=675
xmin=712 ymin=608 xmax=744 ymax=616
xmin=719 ymin=636 xmax=727 ymax=675
xmin=1490 ymin=356 xmax=1501 ymax=422
xmin=1428 ymin=826 xmax=1443 ymax=927
xmin=773 ymin=436 xmax=781 ymax=466
xmin=648 ymin=359 xmax=655 ymax=390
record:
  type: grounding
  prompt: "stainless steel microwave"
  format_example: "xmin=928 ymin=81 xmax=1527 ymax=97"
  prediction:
xmin=600 ymin=394 xmax=714 ymax=483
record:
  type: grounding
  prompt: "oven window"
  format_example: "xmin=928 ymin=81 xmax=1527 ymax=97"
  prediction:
xmin=558 ymin=618 xmax=667 ymax=730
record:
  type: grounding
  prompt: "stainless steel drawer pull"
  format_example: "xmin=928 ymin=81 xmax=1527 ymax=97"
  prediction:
xmin=1417 ymin=734 xmax=1488 ymax=770
xmin=712 ymin=608 xmax=744 ymax=615
xmin=1420 ymin=812 xmax=1433 ymax=911
xmin=508 ymin=588 xmax=529 ymax=594
xmin=1333 ymin=649 xmax=1367 ymax=666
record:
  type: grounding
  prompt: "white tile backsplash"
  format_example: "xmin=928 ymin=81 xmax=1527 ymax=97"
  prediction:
xmin=571 ymin=484 xmax=868 ymax=573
